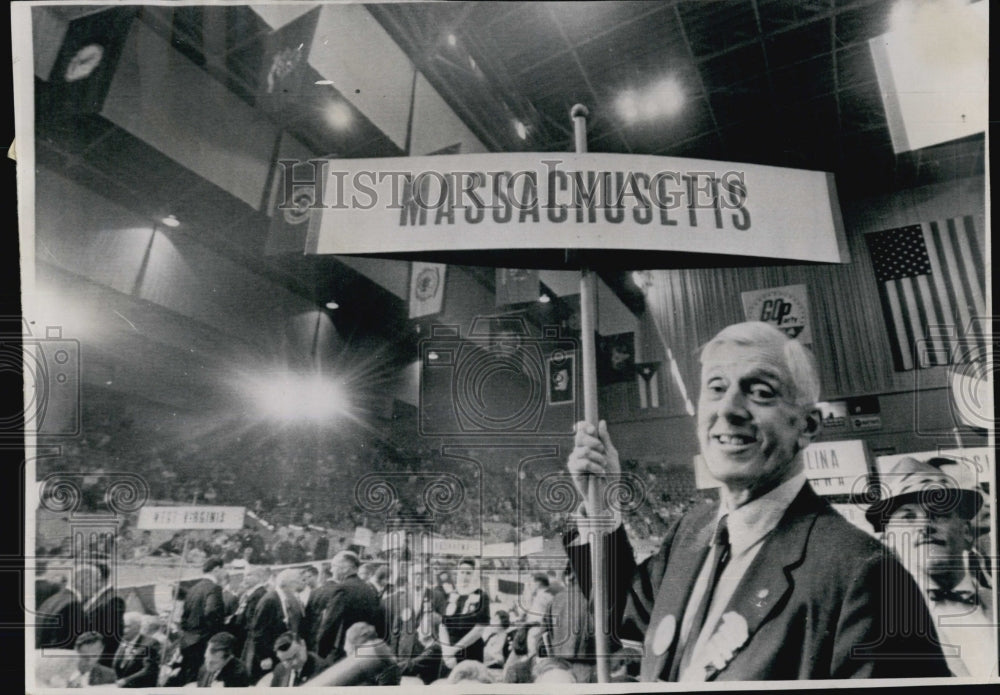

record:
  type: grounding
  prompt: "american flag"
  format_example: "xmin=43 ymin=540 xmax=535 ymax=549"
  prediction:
xmin=865 ymin=217 xmax=986 ymax=371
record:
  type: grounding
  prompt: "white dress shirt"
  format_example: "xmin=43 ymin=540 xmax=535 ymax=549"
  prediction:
xmin=677 ymin=473 xmax=807 ymax=681
xmin=924 ymin=574 xmax=997 ymax=678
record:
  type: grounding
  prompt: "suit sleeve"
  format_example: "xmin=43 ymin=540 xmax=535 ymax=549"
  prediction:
xmin=205 ymin=584 xmax=226 ymax=635
xmin=831 ymin=547 xmax=951 ymax=678
xmin=249 ymin=598 xmax=278 ymax=666
xmin=118 ymin=638 xmax=161 ymax=687
xmin=316 ymin=587 xmax=347 ymax=660
xmin=563 ymin=518 xmax=679 ymax=645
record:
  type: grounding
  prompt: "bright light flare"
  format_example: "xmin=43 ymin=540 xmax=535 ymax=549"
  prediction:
xmin=325 ymin=101 xmax=353 ymax=130
xmin=616 ymin=76 xmax=685 ymax=123
xmin=248 ymin=373 xmax=352 ymax=422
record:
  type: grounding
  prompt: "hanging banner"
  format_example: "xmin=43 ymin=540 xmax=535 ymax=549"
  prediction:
xmin=741 ymin=284 xmax=813 ymax=345
xmin=297 ymin=152 xmax=849 ymax=263
xmin=408 ymin=262 xmax=446 ymax=318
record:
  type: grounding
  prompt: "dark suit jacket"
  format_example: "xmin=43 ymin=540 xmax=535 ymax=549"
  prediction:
xmin=181 ymin=578 xmax=225 ymax=649
xmin=79 ymin=663 xmax=118 ymax=686
xmin=112 ymin=633 xmax=161 ymax=687
xmin=36 ymin=578 xmax=63 ymax=609
xmin=227 ymin=583 xmax=268 ymax=650
xmin=81 ymin=587 xmax=126 ymax=668
xmin=567 ymin=483 xmax=952 ymax=681
xmin=268 ymin=651 xmax=323 ymax=686
xmin=301 ymin=581 xmax=337 ymax=652
xmin=36 ymin=588 xmax=82 ymax=650
xmin=197 ymin=655 xmax=251 ymax=687
xmin=245 ymin=590 xmax=303 ymax=680
xmin=314 ymin=575 xmax=382 ymax=663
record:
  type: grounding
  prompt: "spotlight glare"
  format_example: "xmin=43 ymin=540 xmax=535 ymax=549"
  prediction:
xmin=161 ymin=214 xmax=180 ymax=228
xmin=250 ymin=373 xmax=351 ymax=422
xmin=616 ymin=91 xmax=639 ymax=122
xmin=325 ymin=301 xmax=340 ymax=310
xmin=515 ymin=120 xmax=528 ymax=140
xmin=325 ymin=101 xmax=353 ymax=130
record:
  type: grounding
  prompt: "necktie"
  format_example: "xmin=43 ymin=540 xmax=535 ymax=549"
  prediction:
xmin=928 ymin=588 xmax=977 ymax=605
xmin=670 ymin=516 xmax=731 ymax=681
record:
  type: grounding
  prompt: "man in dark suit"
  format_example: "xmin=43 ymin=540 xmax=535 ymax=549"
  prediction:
xmin=35 ymin=570 xmax=82 ymax=650
xmin=79 ymin=562 xmax=125 ymax=669
xmin=112 ymin=611 xmax=161 ymax=687
xmin=227 ymin=565 xmax=270 ymax=654
xmin=544 ymin=565 xmax=595 ymax=683
xmin=314 ymin=551 xmax=383 ymax=664
xmin=177 ymin=557 xmax=228 ymax=684
xmin=301 ymin=563 xmax=332 ymax=652
xmin=67 ymin=631 xmax=118 ymax=687
xmin=268 ymin=632 xmax=323 ymax=686
xmin=244 ymin=568 xmax=304 ymax=681
xmin=567 ymin=321 xmax=950 ymax=682
xmin=197 ymin=631 xmax=250 ymax=687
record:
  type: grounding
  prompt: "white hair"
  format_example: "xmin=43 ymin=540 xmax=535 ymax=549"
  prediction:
xmin=276 ymin=568 xmax=301 ymax=589
xmin=701 ymin=321 xmax=821 ymax=405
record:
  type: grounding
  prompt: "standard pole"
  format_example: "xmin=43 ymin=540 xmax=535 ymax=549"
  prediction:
xmin=571 ymin=103 xmax=610 ymax=684
xmin=167 ymin=492 xmax=199 ymax=633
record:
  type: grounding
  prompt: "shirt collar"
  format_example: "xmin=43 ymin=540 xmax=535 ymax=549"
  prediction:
xmin=716 ymin=473 xmax=807 ymax=555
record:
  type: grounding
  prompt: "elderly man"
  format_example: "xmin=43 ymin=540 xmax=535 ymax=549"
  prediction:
xmin=245 ymin=568 xmax=305 ymax=681
xmin=567 ymin=321 xmax=950 ymax=681
xmin=866 ymin=456 xmax=996 ymax=678
xmin=314 ymin=551 xmax=383 ymax=664
xmin=112 ymin=611 xmax=161 ymax=687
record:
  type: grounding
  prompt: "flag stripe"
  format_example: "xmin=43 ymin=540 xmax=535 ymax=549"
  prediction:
xmin=932 ymin=220 xmax=973 ymax=335
xmin=950 ymin=217 xmax=986 ymax=317
xmin=961 ymin=215 xmax=986 ymax=291
xmin=873 ymin=272 xmax=909 ymax=370
xmin=898 ymin=278 xmax=925 ymax=367
xmin=884 ymin=280 xmax=915 ymax=370
xmin=920 ymin=223 xmax=957 ymax=343
xmin=915 ymin=275 xmax=947 ymax=366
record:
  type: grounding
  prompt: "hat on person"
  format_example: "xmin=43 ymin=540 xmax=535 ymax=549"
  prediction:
xmin=865 ymin=456 xmax=984 ymax=533
xmin=203 ymin=557 xmax=224 ymax=573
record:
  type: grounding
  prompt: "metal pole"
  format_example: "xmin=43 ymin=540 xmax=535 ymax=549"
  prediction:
xmin=571 ymin=103 xmax=610 ymax=684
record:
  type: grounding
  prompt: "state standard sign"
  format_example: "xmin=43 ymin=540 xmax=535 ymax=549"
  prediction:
xmin=136 ymin=505 xmax=246 ymax=530
xmin=299 ymin=152 xmax=850 ymax=264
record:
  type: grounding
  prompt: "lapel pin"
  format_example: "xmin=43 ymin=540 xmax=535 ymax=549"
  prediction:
xmin=753 ymin=589 xmax=769 ymax=607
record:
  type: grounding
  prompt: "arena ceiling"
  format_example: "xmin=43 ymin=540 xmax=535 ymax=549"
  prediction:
xmin=28 ymin=1 xmax=986 ymax=414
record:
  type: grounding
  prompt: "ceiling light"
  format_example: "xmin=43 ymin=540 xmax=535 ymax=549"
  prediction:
xmin=427 ymin=351 xmax=439 ymax=361
xmin=447 ymin=33 xmax=457 ymax=47
xmin=648 ymin=77 xmax=685 ymax=117
xmin=161 ymin=215 xmax=180 ymax=228
xmin=325 ymin=301 xmax=340 ymax=310
xmin=538 ymin=294 xmax=551 ymax=304
xmin=325 ymin=101 xmax=353 ymax=130
xmin=515 ymin=120 xmax=528 ymax=140
xmin=315 ymin=79 xmax=335 ymax=86
xmin=616 ymin=92 xmax=640 ymax=122
xmin=469 ymin=56 xmax=477 ymax=71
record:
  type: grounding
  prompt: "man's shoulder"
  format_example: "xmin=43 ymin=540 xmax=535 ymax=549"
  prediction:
xmin=91 ymin=664 xmax=118 ymax=684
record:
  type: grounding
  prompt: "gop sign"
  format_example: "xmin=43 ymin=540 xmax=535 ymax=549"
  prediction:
xmin=741 ymin=283 xmax=812 ymax=346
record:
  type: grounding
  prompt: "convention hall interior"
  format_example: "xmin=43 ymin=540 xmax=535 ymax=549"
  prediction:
xmin=24 ymin=2 xmax=988 ymax=577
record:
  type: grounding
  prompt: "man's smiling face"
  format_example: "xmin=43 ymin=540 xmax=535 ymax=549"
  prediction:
xmin=697 ymin=341 xmax=817 ymax=499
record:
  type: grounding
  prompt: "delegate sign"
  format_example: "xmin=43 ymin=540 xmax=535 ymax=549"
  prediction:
xmin=137 ymin=506 xmax=246 ymax=530
xmin=281 ymin=152 xmax=849 ymax=263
